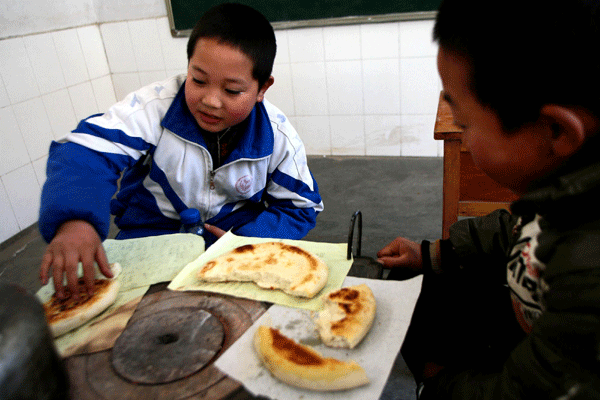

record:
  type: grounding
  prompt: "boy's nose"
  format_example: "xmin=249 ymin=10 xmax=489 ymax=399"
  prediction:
xmin=201 ymin=91 xmax=222 ymax=109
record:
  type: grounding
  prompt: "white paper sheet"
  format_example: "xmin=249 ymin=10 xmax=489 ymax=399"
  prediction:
xmin=214 ymin=275 xmax=423 ymax=400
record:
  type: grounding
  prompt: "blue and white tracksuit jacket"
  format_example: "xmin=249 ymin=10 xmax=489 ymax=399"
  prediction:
xmin=39 ymin=74 xmax=323 ymax=247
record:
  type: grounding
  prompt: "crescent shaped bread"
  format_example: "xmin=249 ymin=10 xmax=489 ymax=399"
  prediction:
xmin=314 ymin=284 xmax=376 ymax=349
xmin=196 ymin=242 xmax=328 ymax=298
xmin=43 ymin=262 xmax=122 ymax=338
xmin=254 ymin=326 xmax=369 ymax=391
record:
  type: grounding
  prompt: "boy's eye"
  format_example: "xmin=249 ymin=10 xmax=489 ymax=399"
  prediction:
xmin=193 ymin=78 xmax=205 ymax=85
xmin=226 ymin=89 xmax=242 ymax=95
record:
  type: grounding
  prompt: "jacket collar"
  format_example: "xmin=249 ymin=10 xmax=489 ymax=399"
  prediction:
xmin=512 ymin=146 xmax=600 ymax=216
xmin=161 ymin=82 xmax=274 ymax=160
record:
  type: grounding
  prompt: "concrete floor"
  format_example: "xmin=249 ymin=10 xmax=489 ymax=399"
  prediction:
xmin=0 ymin=155 xmax=444 ymax=400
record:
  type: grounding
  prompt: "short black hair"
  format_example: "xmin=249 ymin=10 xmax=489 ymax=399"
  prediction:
xmin=187 ymin=3 xmax=276 ymax=88
xmin=434 ymin=0 xmax=600 ymax=131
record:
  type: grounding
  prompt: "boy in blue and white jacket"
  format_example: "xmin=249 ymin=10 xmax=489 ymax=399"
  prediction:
xmin=39 ymin=3 xmax=323 ymax=299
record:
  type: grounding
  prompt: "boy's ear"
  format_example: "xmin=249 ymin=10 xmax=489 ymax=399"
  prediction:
xmin=540 ymin=105 xmax=586 ymax=157
xmin=257 ymin=76 xmax=274 ymax=102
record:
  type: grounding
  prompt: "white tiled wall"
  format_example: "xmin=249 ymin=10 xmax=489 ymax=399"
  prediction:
xmin=0 ymin=26 xmax=115 ymax=242
xmin=101 ymin=17 xmax=189 ymax=100
xmin=0 ymin=16 xmax=442 ymax=243
xmin=273 ymin=20 xmax=442 ymax=156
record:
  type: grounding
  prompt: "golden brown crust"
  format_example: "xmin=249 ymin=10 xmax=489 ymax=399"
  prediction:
xmin=254 ymin=326 xmax=369 ymax=391
xmin=196 ymin=242 xmax=328 ymax=298
xmin=329 ymin=287 xmax=364 ymax=335
xmin=269 ymin=327 xmax=325 ymax=366
xmin=315 ymin=284 xmax=376 ymax=349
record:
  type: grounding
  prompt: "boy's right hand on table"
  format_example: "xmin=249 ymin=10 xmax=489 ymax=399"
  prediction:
xmin=377 ymin=236 xmax=423 ymax=280
xmin=39 ymin=220 xmax=112 ymax=300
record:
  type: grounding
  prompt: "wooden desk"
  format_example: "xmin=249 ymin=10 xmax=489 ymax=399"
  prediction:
xmin=434 ymin=93 xmax=518 ymax=239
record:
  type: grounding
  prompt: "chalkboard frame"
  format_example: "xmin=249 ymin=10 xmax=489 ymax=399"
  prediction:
xmin=165 ymin=0 xmax=438 ymax=37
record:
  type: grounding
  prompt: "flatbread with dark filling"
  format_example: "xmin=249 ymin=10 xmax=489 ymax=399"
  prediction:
xmin=43 ymin=263 xmax=121 ymax=338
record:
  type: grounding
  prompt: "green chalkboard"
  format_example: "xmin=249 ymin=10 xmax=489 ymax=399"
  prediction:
xmin=166 ymin=0 xmax=441 ymax=36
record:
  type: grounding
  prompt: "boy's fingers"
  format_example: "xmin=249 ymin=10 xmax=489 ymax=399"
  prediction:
xmin=377 ymin=247 xmax=391 ymax=258
xmin=377 ymin=240 xmax=399 ymax=257
xmin=96 ymin=246 xmax=113 ymax=279
xmin=40 ymin=252 xmax=53 ymax=285
xmin=64 ymin=255 xmax=80 ymax=300
xmin=378 ymin=245 xmax=404 ymax=259
xmin=377 ymin=254 xmax=408 ymax=269
xmin=378 ymin=236 xmax=413 ymax=258
xmin=204 ymin=223 xmax=226 ymax=238
xmin=80 ymin=253 xmax=96 ymax=297
xmin=51 ymin=254 xmax=65 ymax=299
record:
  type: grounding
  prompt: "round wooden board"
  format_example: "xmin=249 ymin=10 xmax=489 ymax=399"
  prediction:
xmin=65 ymin=288 xmax=268 ymax=399
xmin=111 ymin=307 xmax=225 ymax=384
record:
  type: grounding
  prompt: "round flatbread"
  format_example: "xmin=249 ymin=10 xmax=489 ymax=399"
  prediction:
xmin=196 ymin=242 xmax=328 ymax=298
xmin=314 ymin=284 xmax=376 ymax=349
xmin=43 ymin=263 xmax=121 ymax=338
xmin=254 ymin=325 xmax=369 ymax=391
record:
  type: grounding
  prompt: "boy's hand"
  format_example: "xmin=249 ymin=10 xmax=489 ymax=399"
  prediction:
xmin=377 ymin=236 xmax=423 ymax=279
xmin=39 ymin=220 xmax=112 ymax=300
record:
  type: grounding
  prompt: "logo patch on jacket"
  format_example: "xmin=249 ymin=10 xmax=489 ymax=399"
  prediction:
xmin=236 ymin=175 xmax=253 ymax=195
xmin=507 ymin=215 xmax=546 ymax=333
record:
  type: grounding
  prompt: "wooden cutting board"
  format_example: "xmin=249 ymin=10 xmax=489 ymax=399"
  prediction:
xmin=65 ymin=284 xmax=268 ymax=399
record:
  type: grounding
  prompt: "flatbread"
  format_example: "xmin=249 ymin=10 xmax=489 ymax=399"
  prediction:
xmin=254 ymin=326 xmax=369 ymax=391
xmin=196 ymin=242 xmax=328 ymax=298
xmin=314 ymin=284 xmax=376 ymax=349
xmin=43 ymin=263 xmax=121 ymax=338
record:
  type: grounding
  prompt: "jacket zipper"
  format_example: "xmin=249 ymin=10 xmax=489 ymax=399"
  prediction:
xmin=209 ymin=170 xmax=216 ymax=190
